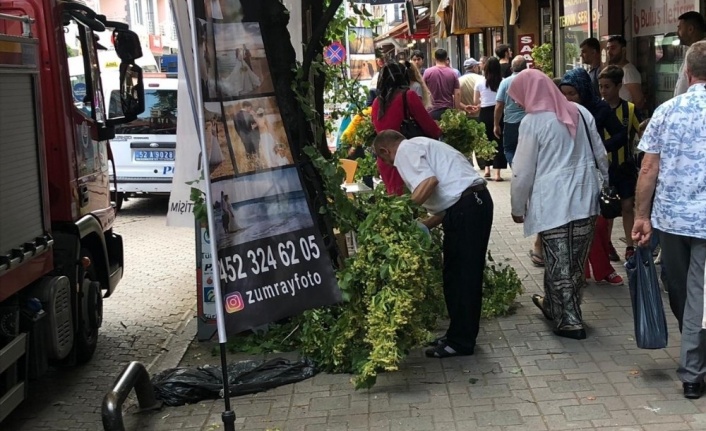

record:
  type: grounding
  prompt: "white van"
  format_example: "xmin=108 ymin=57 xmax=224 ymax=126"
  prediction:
xmin=105 ymin=73 xmax=178 ymax=208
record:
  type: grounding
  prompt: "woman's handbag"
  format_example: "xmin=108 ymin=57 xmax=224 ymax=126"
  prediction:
xmin=579 ymin=112 xmax=622 ymax=219
xmin=399 ymin=90 xmax=426 ymax=139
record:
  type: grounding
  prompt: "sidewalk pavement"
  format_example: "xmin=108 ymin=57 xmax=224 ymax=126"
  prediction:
xmin=125 ymin=178 xmax=705 ymax=431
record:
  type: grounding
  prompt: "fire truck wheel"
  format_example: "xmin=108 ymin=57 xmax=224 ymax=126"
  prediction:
xmin=75 ymin=250 xmax=102 ymax=363
xmin=114 ymin=192 xmax=124 ymax=211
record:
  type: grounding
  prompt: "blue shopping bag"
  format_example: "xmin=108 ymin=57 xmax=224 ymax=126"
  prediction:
xmin=625 ymin=246 xmax=668 ymax=349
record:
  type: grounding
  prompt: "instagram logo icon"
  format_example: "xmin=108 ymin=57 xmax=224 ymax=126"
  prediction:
xmin=225 ymin=292 xmax=245 ymax=313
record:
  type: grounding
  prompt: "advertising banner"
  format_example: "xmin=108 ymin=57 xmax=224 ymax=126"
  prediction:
xmin=172 ymin=0 xmax=342 ymax=335
xmin=632 ymin=0 xmax=698 ymax=36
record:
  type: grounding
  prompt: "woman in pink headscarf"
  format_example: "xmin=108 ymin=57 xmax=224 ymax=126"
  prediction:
xmin=508 ymin=69 xmax=609 ymax=340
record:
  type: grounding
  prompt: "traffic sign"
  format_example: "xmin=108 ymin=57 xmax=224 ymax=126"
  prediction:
xmin=73 ymin=82 xmax=86 ymax=102
xmin=324 ymin=41 xmax=346 ymax=65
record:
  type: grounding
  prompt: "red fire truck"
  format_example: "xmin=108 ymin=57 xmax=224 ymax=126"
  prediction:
xmin=0 ymin=0 xmax=144 ymax=421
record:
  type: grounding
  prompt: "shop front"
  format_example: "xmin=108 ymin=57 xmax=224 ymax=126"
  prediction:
xmin=631 ymin=0 xmax=702 ymax=109
xmin=552 ymin=0 xmax=703 ymax=112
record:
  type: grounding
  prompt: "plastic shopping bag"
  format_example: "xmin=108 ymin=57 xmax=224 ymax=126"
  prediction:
xmin=625 ymin=246 xmax=668 ymax=349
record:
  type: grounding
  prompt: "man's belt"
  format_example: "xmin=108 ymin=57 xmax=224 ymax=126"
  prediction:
xmin=460 ymin=183 xmax=486 ymax=198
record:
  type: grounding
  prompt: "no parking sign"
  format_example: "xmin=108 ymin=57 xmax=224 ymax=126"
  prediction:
xmin=324 ymin=41 xmax=346 ymax=65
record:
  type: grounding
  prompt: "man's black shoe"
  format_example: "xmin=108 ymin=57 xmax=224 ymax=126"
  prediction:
xmin=683 ymin=382 xmax=705 ymax=399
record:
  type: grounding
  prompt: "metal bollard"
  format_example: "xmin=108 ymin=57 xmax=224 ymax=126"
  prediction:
xmin=102 ymin=361 xmax=163 ymax=431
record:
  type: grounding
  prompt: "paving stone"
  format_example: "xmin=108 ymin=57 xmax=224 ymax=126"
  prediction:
xmin=647 ymin=400 xmax=699 ymax=415
xmin=549 ymin=378 xmax=595 ymax=393
xmin=9 ymin=179 xmax=700 ymax=431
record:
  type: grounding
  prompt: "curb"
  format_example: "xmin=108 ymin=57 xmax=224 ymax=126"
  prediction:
xmin=146 ymin=308 xmax=197 ymax=373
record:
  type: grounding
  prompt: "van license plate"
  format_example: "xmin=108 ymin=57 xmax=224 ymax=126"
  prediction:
xmin=134 ymin=150 xmax=175 ymax=161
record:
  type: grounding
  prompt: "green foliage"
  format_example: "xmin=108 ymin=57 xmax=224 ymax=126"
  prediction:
xmin=482 ymin=253 xmax=523 ymax=318
xmin=531 ymin=43 xmax=554 ymax=78
xmin=439 ymin=109 xmax=497 ymax=161
xmin=296 ymin=187 xmax=445 ymax=388
xmin=302 ymin=146 xmax=361 ymax=233
xmin=353 ymin=150 xmax=378 ymax=181
xmin=185 ymin=173 xmax=207 ymax=225
xmin=339 ymin=109 xmax=376 ymax=148
xmin=565 ymin=43 xmax=580 ymax=69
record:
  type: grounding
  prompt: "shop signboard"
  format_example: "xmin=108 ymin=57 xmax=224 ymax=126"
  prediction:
xmin=559 ymin=0 xmax=598 ymax=29
xmin=518 ymin=34 xmax=535 ymax=67
xmin=171 ymin=0 xmax=342 ymax=339
xmin=632 ymin=0 xmax=698 ymax=36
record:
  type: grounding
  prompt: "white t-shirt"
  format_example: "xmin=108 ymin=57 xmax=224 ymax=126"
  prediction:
xmin=619 ymin=63 xmax=641 ymax=102
xmin=393 ymin=137 xmax=483 ymax=214
xmin=474 ymin=77 xmax=498 ymax=108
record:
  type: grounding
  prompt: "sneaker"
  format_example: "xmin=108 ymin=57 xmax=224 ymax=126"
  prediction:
xmin=608 ymin=243 xmax=620 ymax=262
xmin=600 ymin=272 xmax=624 ymax=286
xmin=624 ymin=246 xmax=635 ymax=261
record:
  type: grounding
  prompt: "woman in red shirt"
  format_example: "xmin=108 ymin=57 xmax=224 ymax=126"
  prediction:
xmin=371 ymin=62 xmax=442 ymax=195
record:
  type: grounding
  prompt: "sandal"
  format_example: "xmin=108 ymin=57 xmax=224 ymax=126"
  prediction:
xmin=483 ymin=173 xmax=491 ymax=178
xmin=424 ymin=342 xmax=473 ymax=358
xmin=528 ymin=250 xmax=545 ymax=267
xmin=494 ymin=177 xmax=504 ymax=182
xmin=425 ymin=335 xmax=447 ymax=347
xmin=532 ymin=294 xmax=553 ymax=321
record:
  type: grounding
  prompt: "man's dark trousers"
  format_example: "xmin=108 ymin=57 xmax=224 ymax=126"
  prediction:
xmin=442 ymin=187 xmax=493 ymax=353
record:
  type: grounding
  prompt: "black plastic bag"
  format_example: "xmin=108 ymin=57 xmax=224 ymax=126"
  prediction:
xmin=625 ymin=246 xmax=668 ymax=349
xmin=151 ymin=357 xmax=317 ymax=406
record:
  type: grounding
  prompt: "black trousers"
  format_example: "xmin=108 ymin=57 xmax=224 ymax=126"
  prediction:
xmin=477 ymin=106 xmax=507 ymax=169
xmin=442 ymin=188 xmax=494 ymax=353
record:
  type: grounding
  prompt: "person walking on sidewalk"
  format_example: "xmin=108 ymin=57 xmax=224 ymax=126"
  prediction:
xmin=494 ymin=55 xmax=527 ymax=166
xmin=373 ymin=130 xmax=493 ymax=358
xmin=423 ymin=49 xmax=461 ymax=120
xmin=598 ymin=65 xmax=642 ymax=261
xmin=559 ymin=67 xmax=625 ymax=286
xmin=632 ymin=40 xmax=706 ymax=400
xmin=509 ymin=69 xmax=609 ymax=340
xmin=474 ymin=57 xmax=507 ymax=181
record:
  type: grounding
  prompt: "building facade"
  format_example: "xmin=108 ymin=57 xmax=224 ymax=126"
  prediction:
xmin=95 ymin=0 xmax=179 ymax=65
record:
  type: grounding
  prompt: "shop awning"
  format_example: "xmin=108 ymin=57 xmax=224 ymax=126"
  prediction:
xmin=437 ymin=0 xmax=503 ymax=36
xmin=374 ymin=11 xmax=432 ymax=42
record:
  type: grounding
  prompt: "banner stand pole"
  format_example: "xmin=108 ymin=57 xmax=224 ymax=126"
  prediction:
xmin=219 ymin=343 xmax=236 ymax=431
xmin=184 ymin=1 xmax=236 ymax=429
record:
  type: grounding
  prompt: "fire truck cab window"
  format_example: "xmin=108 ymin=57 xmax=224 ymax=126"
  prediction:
xmin=66 ymin=23 xmax=105 ymax=123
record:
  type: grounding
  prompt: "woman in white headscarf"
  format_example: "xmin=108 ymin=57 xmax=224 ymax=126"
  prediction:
xmin=508 ymin=69 xmax=609 ymax=340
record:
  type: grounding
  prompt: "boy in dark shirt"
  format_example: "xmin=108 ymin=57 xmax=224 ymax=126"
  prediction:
xmin=598 ymin=65 xmax=642 ymax=260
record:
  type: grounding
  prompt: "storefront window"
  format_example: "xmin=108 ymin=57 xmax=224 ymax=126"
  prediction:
xmin=557 ymin=0 xmax=598 ymax=76
xmin=630 ymin=0 xmax=701 ymax=111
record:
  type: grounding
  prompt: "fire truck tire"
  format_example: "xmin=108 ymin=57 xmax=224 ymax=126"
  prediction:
xmin=75 ymin=250 xmax=102 ymax=364
xmin=114 ymin=192 xmax=124 ymax=211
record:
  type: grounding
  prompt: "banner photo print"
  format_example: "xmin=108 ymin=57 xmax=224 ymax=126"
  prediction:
xmin=178 ymin=0 xmax=342 ymax=334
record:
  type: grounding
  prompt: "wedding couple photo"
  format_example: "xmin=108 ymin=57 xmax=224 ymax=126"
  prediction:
xmin=224 ymin=96 xmax=294 ymax=174
xmin=197 ymin=19 xmax=218 ymax=100
xmin=211 ymin=168 xmax=314 ymax=247
xmin=214 ymin=22 xmax=273 ymax=98
xmin=203 ymin=102 xmax=236 ymax=181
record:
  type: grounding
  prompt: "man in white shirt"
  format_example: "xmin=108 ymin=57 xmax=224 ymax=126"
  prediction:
xmin=373 ymin=130 xmax=493 ymax=359
xmin=674 ymin=11 xmax=706 ymax=96
xmin=632 ymin=40 xmax=706 ymax=400
xmin=606 ymin=35 xmax=645 ymax=109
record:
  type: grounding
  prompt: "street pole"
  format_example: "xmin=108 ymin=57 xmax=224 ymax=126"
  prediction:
xmin=185 ymin=1 xmax=236 ymax=430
